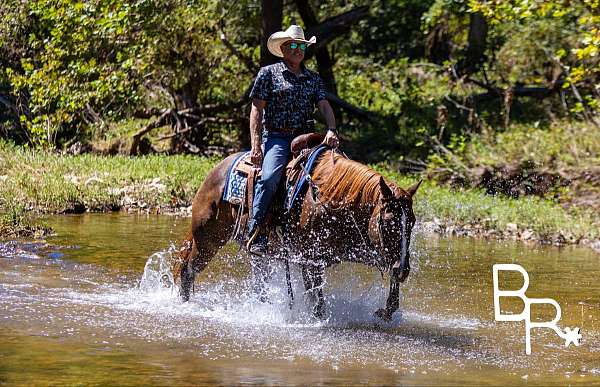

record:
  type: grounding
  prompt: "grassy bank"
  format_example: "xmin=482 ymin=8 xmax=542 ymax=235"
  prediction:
xmin=1 ymin=142 xmax=598 ymax=247
xmin=0 ymin=142 xmax=218 ymax=214
xmin=427 ymin=120 xmax=600 ymax=212
xmin=380 ymin=168 xmax=598 ymax=245
xmin=0 ymin=204 xmax=52 ymax=238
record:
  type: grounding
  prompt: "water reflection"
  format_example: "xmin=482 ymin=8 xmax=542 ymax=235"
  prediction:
xmin=0 ymin=213 xmax=599 ymax=385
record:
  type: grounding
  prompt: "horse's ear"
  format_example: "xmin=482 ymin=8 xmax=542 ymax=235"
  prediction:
xmin=379 ymin=177 xmax=393 ymax=199
xmin=406 ymin=179 xmax=422 ymax=198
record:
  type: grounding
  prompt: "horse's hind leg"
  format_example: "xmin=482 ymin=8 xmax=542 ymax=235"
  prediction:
xmin=174 ymin=152 xmax=238 ymax=301
xmin=302 ymin=264 xmax=325 ymax=319
xmin=178 ymin=240 xmax=205 ymax=302
xmin=177 ymin=201 xmax=234 ymax=301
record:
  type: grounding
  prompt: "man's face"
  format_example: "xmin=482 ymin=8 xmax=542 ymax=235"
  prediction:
xmin=280 ymin=40 xmax=306 ymax=65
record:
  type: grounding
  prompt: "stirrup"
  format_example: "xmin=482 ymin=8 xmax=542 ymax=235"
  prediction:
xmin=246 ymin=229 xmax=268 ymax=257
xmin=246 ymin=227 xmax=260 ymax=248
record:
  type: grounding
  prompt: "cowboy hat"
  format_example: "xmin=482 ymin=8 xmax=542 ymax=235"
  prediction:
xmin=267 ymin=25 xmax=316 ymax=58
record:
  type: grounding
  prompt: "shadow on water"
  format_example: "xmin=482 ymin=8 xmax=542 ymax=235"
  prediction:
xmin=1 ymin=213 xmax=599 ymax=385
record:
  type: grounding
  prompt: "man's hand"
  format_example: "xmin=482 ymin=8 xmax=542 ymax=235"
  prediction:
xmin=323 ymin=129 xmax=339 ymax=148
xmin=317 ymin=100 xmax=338 ymax=148
xmin=250 ymin=146 xmax=263 ymax=167
xmin=249 ymin=98 xmax=266 ymax=167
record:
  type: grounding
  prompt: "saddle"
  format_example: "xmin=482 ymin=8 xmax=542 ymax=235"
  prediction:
xmin=222 ymin=132 xmax=325 ymax=242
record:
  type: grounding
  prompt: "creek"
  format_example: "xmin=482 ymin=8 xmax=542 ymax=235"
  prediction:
xmin=1 ymin=213 xmax=599 ymax=385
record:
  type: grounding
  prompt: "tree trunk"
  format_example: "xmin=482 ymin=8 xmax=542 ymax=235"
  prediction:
xmin=260 ymin=0 xmax=283 ymax=67
xmin=304 ymin=6 xmax=369 ymax=53
xmin=425 ymin=12 xmax=450 ymax=64
xmin=458 ymin=12 xmax=488 ymax=76
xmin=296 ymin=0 xmax=338 ymax=95
xmin=297 ymin=1 xmax=369 ymax=125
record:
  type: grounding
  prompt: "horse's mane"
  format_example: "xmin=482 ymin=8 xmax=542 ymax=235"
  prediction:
xmin=312 ymin=152 xmax=388 ymax=208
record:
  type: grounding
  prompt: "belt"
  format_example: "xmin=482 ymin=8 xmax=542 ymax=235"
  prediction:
xmin=264 ymin=123 xmax=296 ymax=133
xmin=264 ymin=120 xmax=315 ymax=134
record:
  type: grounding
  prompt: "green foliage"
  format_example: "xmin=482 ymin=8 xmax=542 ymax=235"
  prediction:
xmin=377 ymin=168 xmax=599 ymax=241
xmin=0 ymin=197 xmax=52 ymax=238
xmin=336 ymin=57 xmax=452 ymax=160
xmin=0 ymin=140 xmax=218 ymax=213
xmin=4 ymin=0 xmax=155 ymax=145
xmin=0 ymin=0 xmax=598 ymax=166
xmin=1 ymin=0 xmax=251 ymax=147
xmin=470 ymin=0 xmax=600 ymax=116
xmin=347 ymin=0 xmax=434 ymax=61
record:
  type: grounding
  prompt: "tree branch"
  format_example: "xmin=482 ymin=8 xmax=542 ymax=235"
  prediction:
xmin=219 ymin=25 xmax=259 ymax=74
xmin=157 ymin=117 xmax=237 ymax=141
xmin=130 ymin=109 xmax=172 ymax=155
xmin=326 ymin=92 xmax=377 ymax=120
xmin=296 ymin=0 xmax=341 ymax=96
xmin=304 ymin=6 xmax=369 ymax=54
xmin=470 ymin=85 xmax=561 ymax=104
xmin=456 ymin=12 xmax=488 ymax=76
xmin=179 ymin=99 xmax=247 ymax=116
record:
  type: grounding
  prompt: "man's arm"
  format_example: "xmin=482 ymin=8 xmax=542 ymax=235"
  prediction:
xmin=250 ymin=98 xmax=266 ymax=166
xmin=318 ymin=99 xmax=339 ymax=148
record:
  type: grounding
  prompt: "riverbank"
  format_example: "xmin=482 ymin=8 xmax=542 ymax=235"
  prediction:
xmin=1 ymin=142 xmax=598 ymax=251
xmin=378 ymin=168 xmax=599 ymax=252
xmin=0 ymin=204 xmax=53 ymax=238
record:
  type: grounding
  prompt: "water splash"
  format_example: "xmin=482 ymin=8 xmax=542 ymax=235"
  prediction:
xmin=133 ymin=249 xmax=407 ymax=329
xmin=139 ymin=244 xmax=176 ymax=291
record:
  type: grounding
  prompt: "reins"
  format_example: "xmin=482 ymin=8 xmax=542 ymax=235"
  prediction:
xmin=302 ymin=148 xmax=389 ymax=274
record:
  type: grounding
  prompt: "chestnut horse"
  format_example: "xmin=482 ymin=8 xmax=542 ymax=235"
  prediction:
xmin=173 ymin=150 xmax=421 ymax=321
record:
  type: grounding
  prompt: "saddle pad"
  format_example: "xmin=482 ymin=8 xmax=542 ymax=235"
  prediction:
xmin=285 ymin=145 xmax=328 ymax=211
xmin=222 ymin=152 xmax=250 ymax=204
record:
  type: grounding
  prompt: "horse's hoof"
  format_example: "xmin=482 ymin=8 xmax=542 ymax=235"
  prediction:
xmin=179 ymin=285 xmax=191 ymax=302
xmin=313 ymin=306 xmax=325 ymax=320
xmin=374 ymin=308 xmax=392 ymax=322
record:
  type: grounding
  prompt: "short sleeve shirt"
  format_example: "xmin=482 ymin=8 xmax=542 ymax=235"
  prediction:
xmin=250 ymin=62 xmax=327 ymax=130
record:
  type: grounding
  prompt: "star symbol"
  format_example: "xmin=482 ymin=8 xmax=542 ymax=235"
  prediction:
xmin=563 ymin=327 xmax=582 ymax=347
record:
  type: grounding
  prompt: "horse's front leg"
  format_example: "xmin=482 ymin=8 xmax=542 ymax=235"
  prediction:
xmin=302 ymin=264 xmax=325 ymax=319
xmin=375 ymin=261 xmax=402 ymax=322
xmin=251 ymin=255 xmax=273 ymax=303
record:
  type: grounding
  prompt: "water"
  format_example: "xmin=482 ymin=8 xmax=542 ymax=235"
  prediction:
xmin=1 ymin=213 xmax=599 ymax=385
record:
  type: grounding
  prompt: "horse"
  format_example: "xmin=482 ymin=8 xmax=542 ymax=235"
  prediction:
xmin=173 ymin=148 xmax=421 ymax=321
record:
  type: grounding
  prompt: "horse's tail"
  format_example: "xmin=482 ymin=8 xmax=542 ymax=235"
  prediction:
xmin=172 ymin=228 xmax=194 ymax=284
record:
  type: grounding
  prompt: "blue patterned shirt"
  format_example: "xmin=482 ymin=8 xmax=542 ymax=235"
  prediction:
xmin=250 ymin=61 xmax=327 ymax=131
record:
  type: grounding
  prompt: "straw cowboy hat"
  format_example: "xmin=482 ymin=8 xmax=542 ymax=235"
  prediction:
xmin=267 ymin=25 xmax=316 ymax=58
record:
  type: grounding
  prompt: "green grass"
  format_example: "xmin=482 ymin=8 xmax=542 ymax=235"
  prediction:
xmin=377 ymin=167 xmax=599 ymax=242
xmin=464 ymin=121 xmax=600 ymax=170
xmin=0 ymin=141 xmax=219 ymax=213
xmin=0 ymin=202 xmax=52 ymax=238
xmin=427 ymin=120 xmax=600 ymax=200
xmin=0 ymin=141 xmax=597 ymax=243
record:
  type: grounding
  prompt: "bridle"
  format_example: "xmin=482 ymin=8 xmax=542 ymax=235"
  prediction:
xmin=299 ymin=154 xmax=411 ymax=273
xmin=374 ymin=200 xmax=410 ymax=272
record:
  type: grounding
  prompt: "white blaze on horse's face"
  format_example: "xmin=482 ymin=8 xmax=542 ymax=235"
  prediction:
xmin=377 ymin=177 xmax=419 ymax=281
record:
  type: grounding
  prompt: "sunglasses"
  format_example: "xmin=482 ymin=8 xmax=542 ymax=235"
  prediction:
xmin=288 ymin=42 xmax=307 ymax=51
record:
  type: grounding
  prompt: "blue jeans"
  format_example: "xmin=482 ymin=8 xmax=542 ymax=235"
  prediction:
xmin=247 ymin=131 xmax=294 ymax=235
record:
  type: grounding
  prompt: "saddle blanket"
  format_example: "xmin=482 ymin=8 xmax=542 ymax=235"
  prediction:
xmin=222 ymin=152 xmax=250 ymax=205
xmin=222 ymin=145 xmax=328 ymax=210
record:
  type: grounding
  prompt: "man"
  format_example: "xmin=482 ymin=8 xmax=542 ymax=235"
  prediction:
xmin=246 ymin=25 xmax=339 ymax=256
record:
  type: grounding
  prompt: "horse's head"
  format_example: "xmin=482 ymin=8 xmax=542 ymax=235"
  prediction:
xmin=369 ymin=177 xmax=421 ymax=283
